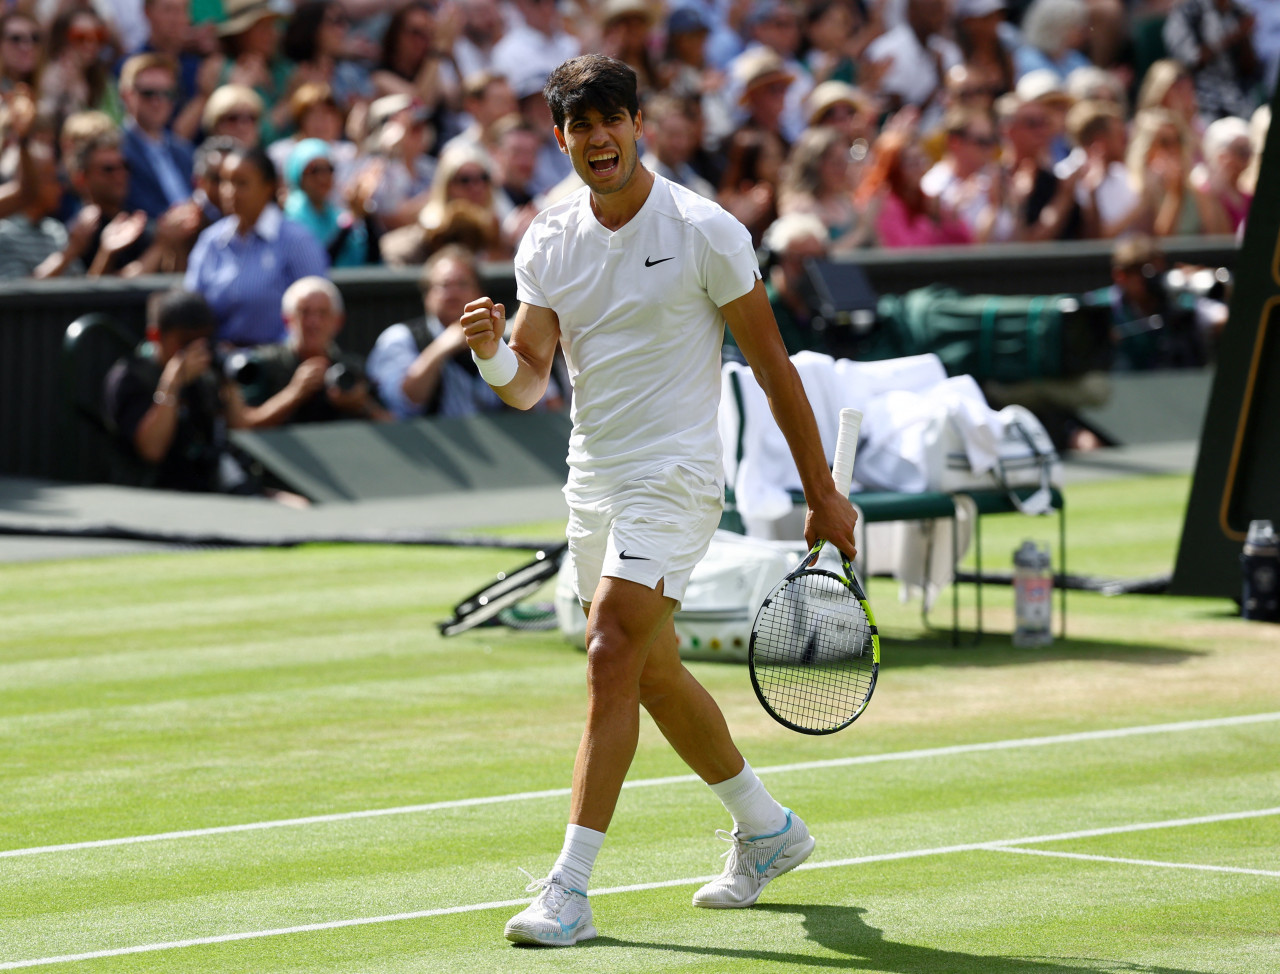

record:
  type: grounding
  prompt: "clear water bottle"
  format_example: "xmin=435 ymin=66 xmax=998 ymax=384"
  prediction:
xmin=1241 ymin=520 xmax=1280 ymax=622
xmin=1013 ymin=540 xmax=1053 ymax=647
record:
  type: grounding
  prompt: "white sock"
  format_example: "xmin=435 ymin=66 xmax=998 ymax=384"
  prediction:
xmin=708 ymin=761 xmax=788 ymax=836
xmin=550 ymin=823 xmax=606 ymax=894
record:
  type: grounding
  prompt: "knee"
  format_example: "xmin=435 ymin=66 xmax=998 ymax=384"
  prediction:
xmin=584 ymin=627 xmax=642 ymax=696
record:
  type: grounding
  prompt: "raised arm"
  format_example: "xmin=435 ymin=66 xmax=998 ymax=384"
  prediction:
xmin=460 ymin=296 xmax=561 ymax=411
xmin=722 ymin=279 xmax=858 ymax=559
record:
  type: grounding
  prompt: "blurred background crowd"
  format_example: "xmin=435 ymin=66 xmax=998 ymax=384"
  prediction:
xmin=0 ymin=0 xmax=1270 ymax=284
xmin=0 ymin=0 xmax=1268 ymax=490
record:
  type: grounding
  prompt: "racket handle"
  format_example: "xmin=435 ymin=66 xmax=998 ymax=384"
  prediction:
xmin=831 ymin=408 xmax=862 ymax=497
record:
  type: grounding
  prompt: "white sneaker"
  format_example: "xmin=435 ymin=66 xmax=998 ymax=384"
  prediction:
xmin=504 ymin=874 xmax=597 ymax=946
xmin=692 ymin=809 xmax=815 ymax=909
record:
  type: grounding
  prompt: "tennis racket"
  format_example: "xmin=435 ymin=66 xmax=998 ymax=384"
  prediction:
xmin=748 ymin=408 xmax=880 ymax=735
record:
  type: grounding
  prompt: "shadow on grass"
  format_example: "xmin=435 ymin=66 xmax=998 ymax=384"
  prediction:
xmin=878 ymin=633 xmax=1204 ymax=669
xmin=592 ymin=902 xmax=1212 ymax=973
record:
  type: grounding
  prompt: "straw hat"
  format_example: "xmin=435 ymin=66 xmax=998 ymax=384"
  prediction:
xmin=806 ymin=80 xmax=870 ymax=125
xmin=734 ymin=48 xmax=795 ymax=104
xmin=217 ymin=0 xmax=290 ymax=37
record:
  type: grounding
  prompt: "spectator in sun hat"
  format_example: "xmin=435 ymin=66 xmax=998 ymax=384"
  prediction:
xmin=1016 ymin=67 xmax=1075 ymax=163
xmin=730 ymin=46 xmax=797 ymax=150
xmin=214 ymin=0 xmax=294 ymax=143
xmin=727 ymin=0 xmax=813 ymax=143
xmin=806 ymin=80 xmax=878 ymax=150
xmin=202 ymin=83 xmax=264 ymax=147
xmin=597 ymin=0 xmax=662 ymax=96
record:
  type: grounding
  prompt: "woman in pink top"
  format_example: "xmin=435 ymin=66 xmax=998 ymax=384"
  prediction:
xmin=859 ymin=129 xmax=973 ymax=247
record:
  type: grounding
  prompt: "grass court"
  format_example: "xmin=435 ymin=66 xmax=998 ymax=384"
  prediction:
xmin=2 ymin=472 xmax=1277 ymax=972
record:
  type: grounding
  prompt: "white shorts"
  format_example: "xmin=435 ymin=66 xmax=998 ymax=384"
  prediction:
xmin=566 ymin=464 xmax=723 ymax=606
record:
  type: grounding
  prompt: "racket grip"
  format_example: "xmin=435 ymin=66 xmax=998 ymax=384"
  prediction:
xmin=831 ymin=408 xmax=862 ymax=496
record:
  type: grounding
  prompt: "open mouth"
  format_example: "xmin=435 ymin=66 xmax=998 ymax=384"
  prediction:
xmin=587 ymin=150 xmax=620 ymax=177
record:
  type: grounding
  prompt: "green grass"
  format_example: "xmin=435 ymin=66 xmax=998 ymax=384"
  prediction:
xmin=2 ymin=473 xmax=1277 ymax=973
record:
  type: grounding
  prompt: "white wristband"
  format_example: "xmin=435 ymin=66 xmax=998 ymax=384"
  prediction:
xmin=472 ymin=338 xmax=519 ymax=387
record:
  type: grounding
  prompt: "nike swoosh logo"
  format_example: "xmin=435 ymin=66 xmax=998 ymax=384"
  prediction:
xmin=644 ymin=256 xmax=674 ymax=267
xmin=556 ymin=917 xmax=580 ymax=934
xmin=756 ymin=845 xmax=786 ymax=875
xmin=618 ymin=550 xmax=650 ymax=561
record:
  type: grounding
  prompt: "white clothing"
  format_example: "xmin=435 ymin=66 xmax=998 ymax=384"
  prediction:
xmin=513 ymin=173 xmax=759 ymax=509
xmin=492 ymin=24 xmax=581 ymax=86
xmin=921 ymin=161 xmax=1017 ymax=241
xmin=565 ymin=464 xmax=723 ymax=604
xmin=864 ymin=24 xmax=961 ymax=109
xmin=1054 ymin=150 xmax=1141 ymax=229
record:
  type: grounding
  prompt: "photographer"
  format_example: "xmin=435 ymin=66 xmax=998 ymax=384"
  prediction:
xmin=1088 ymin=234 xmax=1227 ymax=371
xmin=102 ymin=289 xmax=279 ymax=493
xmin=235 ymin=276 xmax=390 ymax=425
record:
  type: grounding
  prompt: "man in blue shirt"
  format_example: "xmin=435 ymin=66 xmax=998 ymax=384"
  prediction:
xmin=120 ymin=53 xmax=196 ymax=220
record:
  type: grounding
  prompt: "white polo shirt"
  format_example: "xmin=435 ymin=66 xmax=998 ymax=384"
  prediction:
xmin=514 ymin=173 xmax=759 ymax=508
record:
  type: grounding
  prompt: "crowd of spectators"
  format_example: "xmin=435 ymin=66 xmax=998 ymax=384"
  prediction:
xmin=0 ymin=0 xmax=1270 ymax=484
xmin=0 ymin=0 xmax=1269 ymax=282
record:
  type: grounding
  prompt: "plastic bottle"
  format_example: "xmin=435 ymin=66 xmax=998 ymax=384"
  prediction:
xmin=1013 ymin=540 xmax=1053 ymax=647
xmin=1241 ymin=520 xmax=1280 ymax=622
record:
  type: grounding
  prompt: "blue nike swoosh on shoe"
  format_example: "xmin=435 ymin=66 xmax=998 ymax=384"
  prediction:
xmin=556 ymin=917 xmax=581 ymax=934
xmin=756 ymin=845 xmax=787 ymax=875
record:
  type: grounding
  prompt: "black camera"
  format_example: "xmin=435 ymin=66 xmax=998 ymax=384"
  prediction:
xmin=324 ymin=361 xmax=359 ymax=393
xmin=209 ymin=345 xmax=260 ymax=386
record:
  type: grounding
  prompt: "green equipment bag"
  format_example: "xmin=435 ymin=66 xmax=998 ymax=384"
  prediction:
xmin=871 ymin=286 xmax=1110 ymax=382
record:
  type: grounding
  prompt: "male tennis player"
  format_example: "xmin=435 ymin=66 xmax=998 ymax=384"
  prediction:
xmin=460 ymin=54 xmax=858 ymax=947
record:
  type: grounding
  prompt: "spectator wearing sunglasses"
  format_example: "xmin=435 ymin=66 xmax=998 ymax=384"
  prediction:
xmin=202 ymin=83 xmax=264 ymax=146
xmin=923 ymin=105 xmax=1015 ymax=242
xmin=0 ymin=12 xmax=45 ymax=94
xmin=120 ymin=53 xmax=195 ymax=219
xmin=133 ymin=0 xmax=213 ymax=143
xmin=39 ymin=5 xmax=122 ymax=131
xmin=1055 ymin=99 xmax=1142 ymax=239
xmin=283 ymin=137 xmax=370 ymax=266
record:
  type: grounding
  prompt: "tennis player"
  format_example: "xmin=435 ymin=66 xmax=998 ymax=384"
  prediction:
xmin=460 ymin=54 xmax=858 ymax=947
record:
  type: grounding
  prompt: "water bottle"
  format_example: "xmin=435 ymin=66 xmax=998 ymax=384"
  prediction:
xmin=1013 ymin=540 xmax=1053 ymax=647
xmin=1241 ymin=520 xmax=1280 ymax=622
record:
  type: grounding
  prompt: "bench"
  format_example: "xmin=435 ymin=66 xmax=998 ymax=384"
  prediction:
xmin=720 ymin=485 xmax=1066 ymax=645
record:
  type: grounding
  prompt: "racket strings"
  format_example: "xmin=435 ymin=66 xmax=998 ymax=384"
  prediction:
xmin=751 ymin=572 xmax=876 ymax=732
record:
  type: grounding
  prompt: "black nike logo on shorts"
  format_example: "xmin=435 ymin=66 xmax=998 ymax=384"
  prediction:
xmin=618 ymin=550 xmax=650 ymax=561
xmin=644 ymin=256 xmax=674 ymax=267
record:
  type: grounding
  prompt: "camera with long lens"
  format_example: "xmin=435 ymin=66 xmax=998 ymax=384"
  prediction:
xmin=208 ymin=345 xmax=260 ymax=385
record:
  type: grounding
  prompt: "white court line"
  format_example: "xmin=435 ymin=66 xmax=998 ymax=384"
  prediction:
xmin=4 ymin=710 xmax=1278 ymax=860
xmin=991 ymin=847 xmax=1280 ymax=878
xmin=2 ymin=806 xmax=1277 ymax=971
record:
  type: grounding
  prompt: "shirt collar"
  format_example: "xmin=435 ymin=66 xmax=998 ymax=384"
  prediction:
xmin=217 ymin=203 xmax=284 ymax=246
